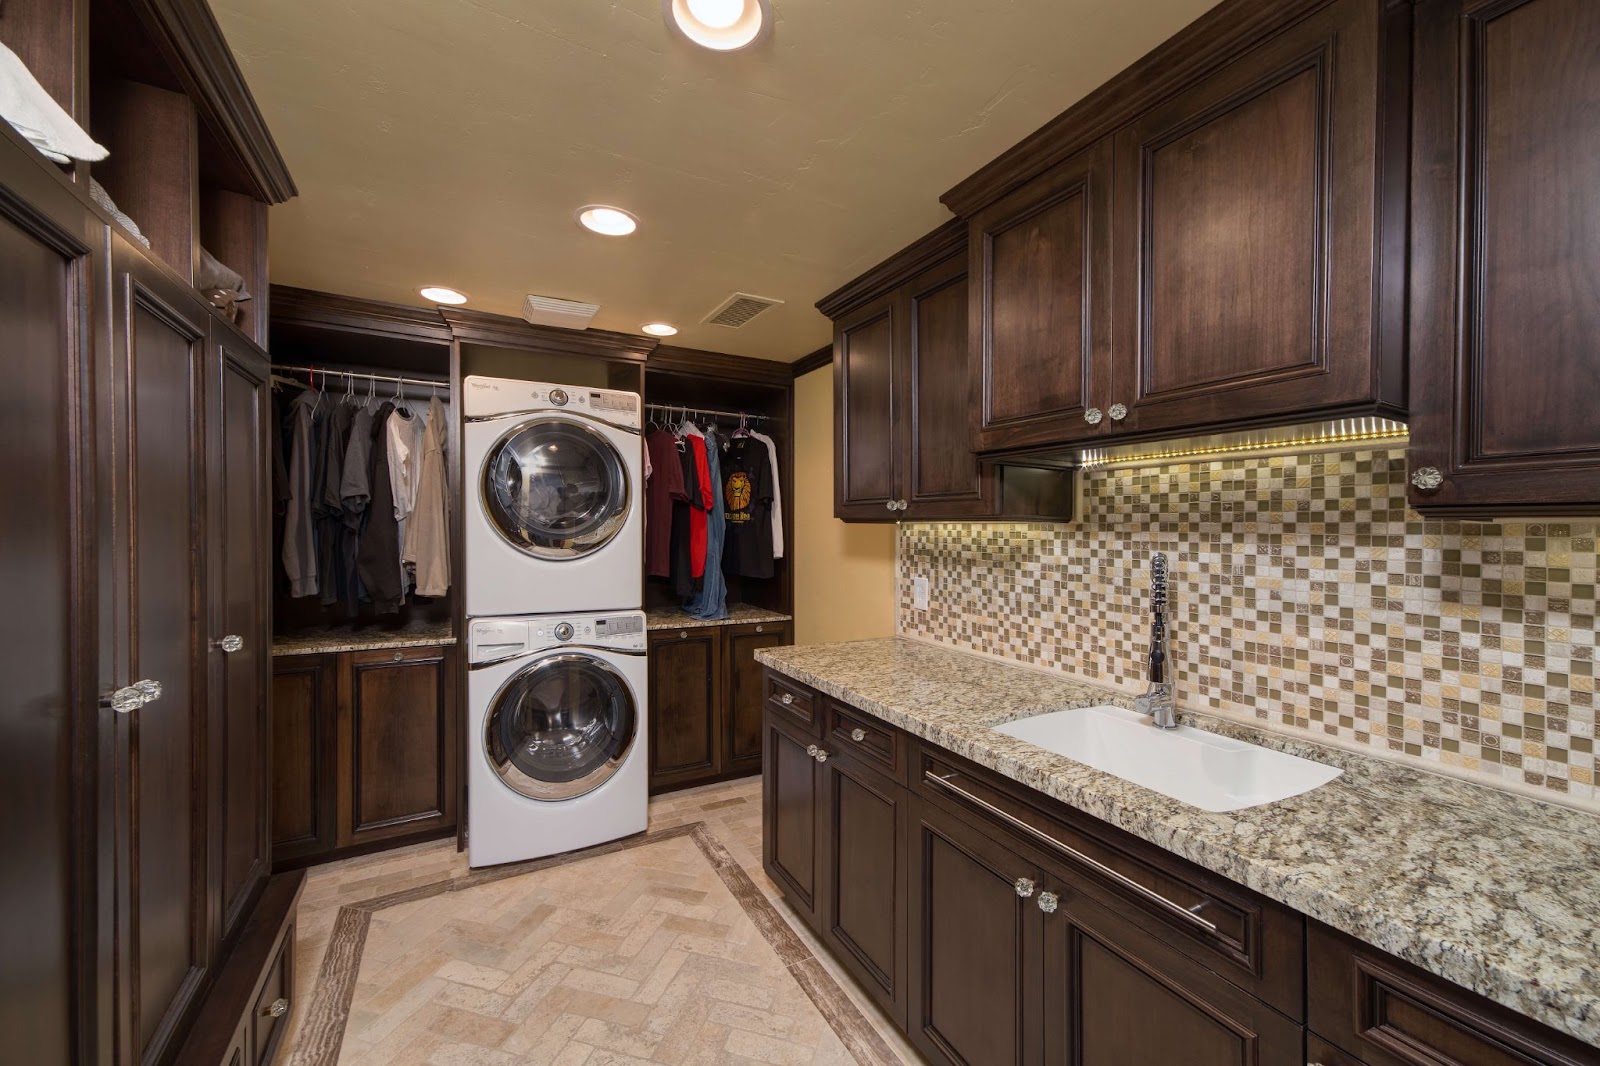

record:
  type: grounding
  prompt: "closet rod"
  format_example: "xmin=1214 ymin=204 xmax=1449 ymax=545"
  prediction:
xmin=645 ymin=402 xmax=773 ymax=422
xmin=272 ymin=363 xmax=451 ymax=389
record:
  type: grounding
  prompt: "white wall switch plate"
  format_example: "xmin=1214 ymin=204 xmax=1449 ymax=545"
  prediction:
xmin=913 ymin=576 xmax=930 ymax=611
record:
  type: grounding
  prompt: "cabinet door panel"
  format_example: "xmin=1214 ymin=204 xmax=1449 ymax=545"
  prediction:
xmin=648 ymin=628 xmax=720 ymax=789
xmin=270 ymin=655 xmax=337 ymax=862
xmin=834 ymin=295 xmax=899 ymax=517
xmin=112 ymin=240 xmax=215 ymax=1064
xmin=1409 ymin=0 xmax=1600 ymax=513
xmin=762 ymin=713 xmax=821 ymax=928
xmin=724 ymin=622 xmax=789 ymax=777
xmin=1048 ymin=888 xmax=1303 ymax=1066
xmin=909 ymin=796 xmax=1043 ymax=1066
xmin=970 ymin=139 xmax=1114 ymax=453
xmin=1115 ymin=0 xmax=1388 ymax=434
xmin=339 ymin=646 xmax=457 ymax=846
xmin=904 ymin=256 xmax=988 ymax=515
xmin=0 ymin=151 xmax=100 ymax=1066
xmin=209 ymin=328 xmax=271 ymax=941
xmin=821 ymin=756 xmax=908 ymax=1026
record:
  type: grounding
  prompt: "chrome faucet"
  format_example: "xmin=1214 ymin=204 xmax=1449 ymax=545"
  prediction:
xmin=1133 ymin=552 xmax=1178 ymax=729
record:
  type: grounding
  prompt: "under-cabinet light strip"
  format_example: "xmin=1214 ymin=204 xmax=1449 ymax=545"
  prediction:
xmin=1077 ymin=419 xmax=1409 ymax=470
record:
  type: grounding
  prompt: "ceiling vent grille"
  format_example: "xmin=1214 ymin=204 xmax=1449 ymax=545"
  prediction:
xmin=702 ymin=291 xmax=784 ymax=328
xmin=522 ymin=294 xmax=600 ymax=330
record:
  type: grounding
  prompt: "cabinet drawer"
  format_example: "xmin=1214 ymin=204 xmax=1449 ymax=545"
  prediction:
xmin=1308 ymin=922 xmax=1600 ymax=1066
xmin=249 ymin=928 xmax=293 ymax=1066
xmin=914 ymin=743 xmax=1304 ymax=1020
xmin=764 ymin=670 xmax=818 ymax=734
xmin=824 ymin=700 xmax=907 ymax=783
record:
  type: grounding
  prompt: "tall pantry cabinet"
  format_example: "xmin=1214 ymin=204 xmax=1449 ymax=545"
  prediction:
xmin=0 ymin=2 xmax=299 ymax=1065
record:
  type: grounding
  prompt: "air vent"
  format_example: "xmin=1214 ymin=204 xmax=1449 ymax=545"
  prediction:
xmin=522 ymin=294 xmax=600 ymax=330
xmin=702 ymin=291 xmax=784 ymax=328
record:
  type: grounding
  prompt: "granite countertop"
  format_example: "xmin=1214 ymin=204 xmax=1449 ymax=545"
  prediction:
xmin=647 ymin=604 xmax=793 ymax=631
xmin=755 ymin=637 xmax=1600 ymax=1048
xmin=271 ymin=619 xmax=457 ymax=656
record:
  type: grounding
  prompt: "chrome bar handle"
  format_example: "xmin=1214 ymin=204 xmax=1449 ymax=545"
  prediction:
xmin=925 ymin=770 xmax=1219 ymax=934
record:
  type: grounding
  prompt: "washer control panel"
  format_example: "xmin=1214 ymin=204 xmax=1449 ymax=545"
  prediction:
xmin=469 ymin=611 xmax=648 ymax=661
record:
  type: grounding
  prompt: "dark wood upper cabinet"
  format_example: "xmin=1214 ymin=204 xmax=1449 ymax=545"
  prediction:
xmin=902 ymin=254 xmax=993 ymax=517
xmin=648 ymin=628 xmax=722 ymax=788
xmin=207 ymin=325 xmax=272 ymax=944
xmin=834 ymin=293 xmax=900 ymax=518
xmin=1112 ymin=0 xmax=1402 ymax=437
xmin=823 ymin=223 xmax=1075 ymax=522
xmin=337 ymin=645 xmax=458 ymax=849
xmin=969 ymin=138 xmax=1115 ymax=453
xmin=1407 ymin=0 xmax=1600 ymax=515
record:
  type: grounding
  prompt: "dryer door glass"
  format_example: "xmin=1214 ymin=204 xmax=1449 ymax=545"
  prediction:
xmin=482 ymin=415 xmax=630 ymax=560
xmin=485 ymin=653 xmax=637 ymax=800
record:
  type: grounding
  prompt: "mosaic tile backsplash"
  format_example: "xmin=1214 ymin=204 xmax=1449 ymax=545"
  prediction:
xmin=897 ymin=448 xmax=1600 ymax=810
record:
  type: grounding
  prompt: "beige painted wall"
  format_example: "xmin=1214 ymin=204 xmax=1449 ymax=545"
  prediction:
xmin=791 ymin=367 xmax=896 ymax=645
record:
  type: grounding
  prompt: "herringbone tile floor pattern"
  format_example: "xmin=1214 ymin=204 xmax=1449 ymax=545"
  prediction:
xmin=275 ymin=776 xmax=922 ymax=1066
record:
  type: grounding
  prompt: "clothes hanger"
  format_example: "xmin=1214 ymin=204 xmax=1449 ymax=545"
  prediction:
xmin=309 ymin=367 xmax=325 ymax=417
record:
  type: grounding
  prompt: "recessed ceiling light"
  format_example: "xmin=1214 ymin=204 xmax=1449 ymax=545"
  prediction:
xmin=641 ymin=322 xmax=679 ymax=337
xmin=663 ymin=0 xmax=772 ymax=51
xmin=577 ymin=205 xmax=639 ymax=236
xmin=419 ymin=285 xmax=468 ymax=305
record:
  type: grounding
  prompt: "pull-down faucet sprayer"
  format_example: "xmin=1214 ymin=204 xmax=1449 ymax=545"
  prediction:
xmin=1132 ymin=552 xmax=1178 ymax=729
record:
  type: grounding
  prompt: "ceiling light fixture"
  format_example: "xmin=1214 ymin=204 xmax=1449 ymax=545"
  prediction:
xmin=419 ymin=285 xmax=469 ymax=305
xmin=663 ymin=0 xmax=772 ymax=51
xmin=641 ymin=323 xmax=679 ymax=337
xmin=577 ymin=205 xmax=639 ymax=236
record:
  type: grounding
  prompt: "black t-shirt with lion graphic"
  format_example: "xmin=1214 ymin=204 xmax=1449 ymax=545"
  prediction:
xmin=721 ymin=435 xmax=774 ymax=579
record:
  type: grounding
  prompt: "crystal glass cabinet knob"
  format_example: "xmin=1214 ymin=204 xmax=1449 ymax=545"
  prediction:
xmin=1084 ymin=407 xmax=1104 ymax=425
xmin=214 ymin=634 xmax=243 ymax=653
xmin=781 ymin=693 xmax=794 ymax=705
xmin=851 ymin=728 xmax=866 ymax=742
xmin=1410 ymin=466 xmax=1445 ymax=492
xmin=265 ymin=997 xmax=288 ymax=1018
xmin=1037 ymin=891 xmax=1060 ymax=914
xmin=1014 ymin=877 xmax=1035 ymax=898
xmin=1108 ymin=403 xmax=1128 ymax=422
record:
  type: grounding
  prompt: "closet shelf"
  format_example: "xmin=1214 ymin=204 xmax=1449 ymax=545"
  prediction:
xmin=646 ymin=604 xmax=793 ymax=632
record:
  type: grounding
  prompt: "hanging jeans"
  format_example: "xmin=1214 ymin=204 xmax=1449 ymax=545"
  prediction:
xmin=684 ymin=428 xmax=729 ymax=619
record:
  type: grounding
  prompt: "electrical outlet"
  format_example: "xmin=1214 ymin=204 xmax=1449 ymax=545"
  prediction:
xmin=913 ymin=576 xmax=930 ymax=611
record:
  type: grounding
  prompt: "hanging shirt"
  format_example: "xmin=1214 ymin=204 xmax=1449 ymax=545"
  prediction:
xmin=682 ymin=425 xmax=713 ymax=579
xmin=282 ymin=389 xmax=320 ymax=597
xmin=357 ymin=402 xmax=405 ymax=614
xmin=670 ymin=440 xmax=702 ymax=599
xmin=684 ymin=426 xmax=729 ymax=620
xmin=405 ymin=396 xmax=451 ymax=597
xmin=645 ymin=429 xmax=687 ymax=578
xmin=748 ymin=430 xmax=784 ymax=559
xmin=721 ymin=435 xmax=775 ymax=579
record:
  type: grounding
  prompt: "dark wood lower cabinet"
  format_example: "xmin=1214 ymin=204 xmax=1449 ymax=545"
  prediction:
xmin=270 ymin=643 xmax=459 ymax=867
xmin=762 ymin=710 xmax=822 ymax=928
xmin=908 ymin=794 xmax=1044 ymax=1066
xmin=762 ymin=669 xmax=1600 ymax=1066
xmin=340 ymin=645 xmax=458 ymax=848
xmin=648 ymin=620 xmax=791 ymax=792
xmin=821 ymin=754 xmax=909 ymax=1029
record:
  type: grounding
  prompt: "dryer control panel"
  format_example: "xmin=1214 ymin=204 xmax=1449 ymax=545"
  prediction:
xmin=469 ymin=610 xmax=648 ymax=662
xmin=463 ymin=375 xmax=641 ymax=428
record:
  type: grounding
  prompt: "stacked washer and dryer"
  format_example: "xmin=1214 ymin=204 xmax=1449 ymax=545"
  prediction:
xmin=462 ymin=376 xmax=648 ymax=867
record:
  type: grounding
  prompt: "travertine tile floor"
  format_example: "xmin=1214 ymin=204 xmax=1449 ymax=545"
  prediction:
xmin=276 ymin=776 xmax=923 ymax=1066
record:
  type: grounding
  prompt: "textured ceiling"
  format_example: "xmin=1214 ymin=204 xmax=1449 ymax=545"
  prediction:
xmin=214 ymin=0 xmax=1219 ymax=360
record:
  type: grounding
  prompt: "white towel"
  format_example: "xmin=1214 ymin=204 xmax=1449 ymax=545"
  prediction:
xmin=0 ymin=42 xmax=107 ymax=163
xmin=89 ymin=178 xmax=150 ymax=248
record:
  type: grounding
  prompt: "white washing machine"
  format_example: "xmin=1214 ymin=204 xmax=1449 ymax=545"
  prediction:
xmin=464 ymin=376 xmax=643 ymax=616
xmin=466 ymin=610 xmax=648 ymax=867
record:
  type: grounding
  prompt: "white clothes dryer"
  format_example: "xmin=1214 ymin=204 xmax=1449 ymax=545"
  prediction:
xmin=466 ymin=610 xmax=648 ymax=867
xmin=463 ymin=376 xmax=643 ymax=616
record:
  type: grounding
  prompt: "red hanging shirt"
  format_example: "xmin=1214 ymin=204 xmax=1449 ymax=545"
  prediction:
xmin=686 ymin=434 xmax=713 ymax=578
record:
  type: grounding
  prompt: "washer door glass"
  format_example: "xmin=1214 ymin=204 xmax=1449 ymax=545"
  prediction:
xmin=481 ymin=416 xmax=629 ymax=560
xmin=485 ymin=653 xmax=637 ymax=801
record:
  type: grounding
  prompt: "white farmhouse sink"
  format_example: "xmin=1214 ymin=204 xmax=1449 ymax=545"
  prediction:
xmin=992 ymin=705 xmax=1342 ymax=812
